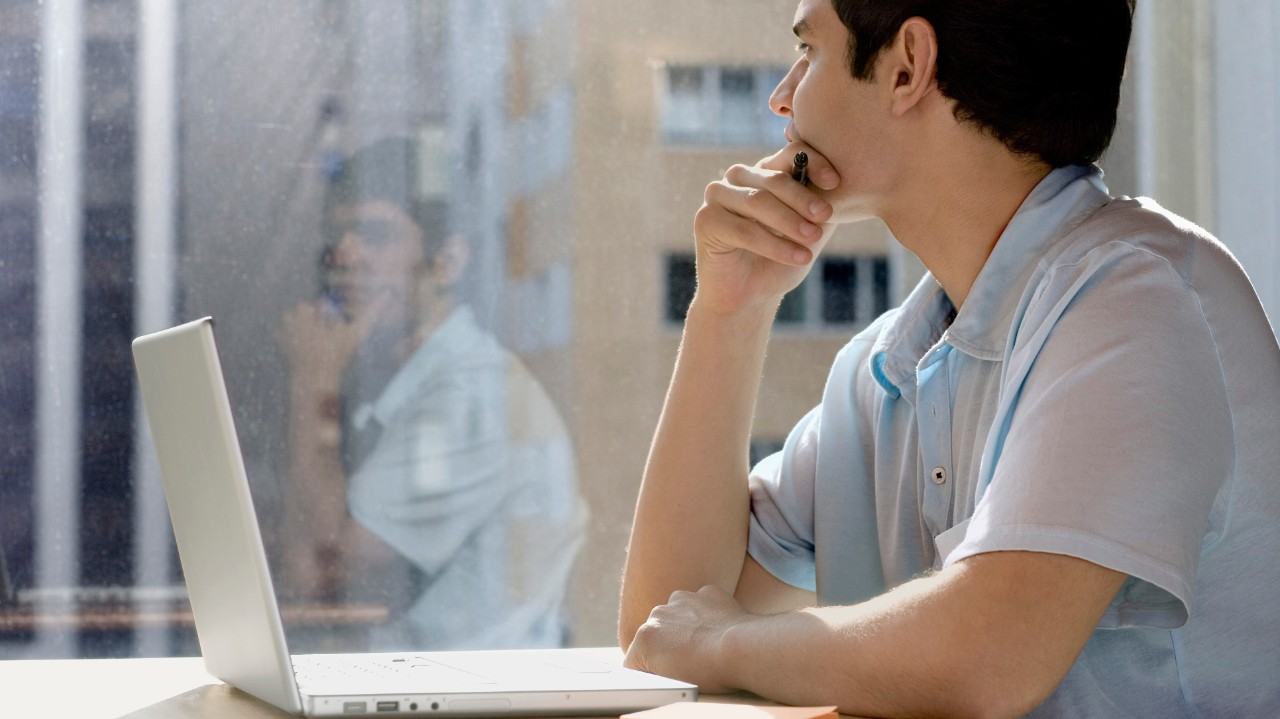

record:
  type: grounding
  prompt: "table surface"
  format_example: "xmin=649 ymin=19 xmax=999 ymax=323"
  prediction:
xmin=0 ymin=650 xmax=790 ymax=719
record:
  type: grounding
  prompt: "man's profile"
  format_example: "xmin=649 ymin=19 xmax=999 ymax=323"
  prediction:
xmin=620 ymin=1 xmax=1280 ymax=717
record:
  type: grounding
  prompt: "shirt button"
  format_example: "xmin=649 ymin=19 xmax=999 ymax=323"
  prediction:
xmin=931 ymin=467 xmax=947 ymax=485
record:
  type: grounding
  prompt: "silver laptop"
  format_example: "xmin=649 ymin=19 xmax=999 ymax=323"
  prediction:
xmin=132 ymin=317 xmax=696 ymax=717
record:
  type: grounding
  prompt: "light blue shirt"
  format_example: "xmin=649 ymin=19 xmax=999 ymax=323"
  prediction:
xmin=346 ymin=306 xmax=587 ymax=651
xmin=748 ymin=165 xmax=1280 ymax=717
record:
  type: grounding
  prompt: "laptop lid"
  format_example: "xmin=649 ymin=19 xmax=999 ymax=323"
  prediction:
xmin=132 ymin=317 xmax=305 ymax=714
xmin=133 ymin=317 xmax=696 ymax=717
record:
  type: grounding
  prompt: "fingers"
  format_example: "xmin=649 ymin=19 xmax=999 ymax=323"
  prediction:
xmin=698 ymin=164 xmax=833 ymax=266
xmin=761 ymin=143 xmax=840 ymax=190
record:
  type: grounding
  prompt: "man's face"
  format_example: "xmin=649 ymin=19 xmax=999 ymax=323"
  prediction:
xmin=323 ymin=200 xmax=426 ymax=325
xmin=770 ymin=0 xmax=894 ymax=220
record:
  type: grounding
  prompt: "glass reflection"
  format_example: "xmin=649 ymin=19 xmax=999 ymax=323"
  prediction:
xmin=277 ymin=137 xmax=585 ymax=651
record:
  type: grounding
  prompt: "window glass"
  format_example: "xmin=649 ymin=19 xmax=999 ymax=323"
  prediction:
xmin=718 ymin=68 xmax=757 ymax=145
xmin=1 ymin=0 xmax=1276 ymax=660
xmin=665 ymin=253 xmax=698 ymax=323
xmin=662 ymin=65 xmax=791 ymax=146
xmin=663 ymin=66 xmax=707 ymax=143
xmin=0 ymin=17 xmax=39 ymax=612
xmin=821 ymin=258 xmax=858 ymax=325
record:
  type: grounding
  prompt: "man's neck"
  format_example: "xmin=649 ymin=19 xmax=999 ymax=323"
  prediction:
xmin=398 ymin=296 xmax=457 ymax=362
xmin=882 ymin=149 xmax=1051 ymax=309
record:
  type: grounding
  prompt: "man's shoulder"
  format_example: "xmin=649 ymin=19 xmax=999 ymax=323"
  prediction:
xmin=1036 ymin=195 xmax=1243 ymax=289
xmin=1055 ymin=195 xmax=1218 ymax=258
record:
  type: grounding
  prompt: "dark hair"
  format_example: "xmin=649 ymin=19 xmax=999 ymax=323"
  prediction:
xmin=324 ymin=136 xmax=450 ymax=260
xmin=831 ymin=0 xmax=1134 ymax=167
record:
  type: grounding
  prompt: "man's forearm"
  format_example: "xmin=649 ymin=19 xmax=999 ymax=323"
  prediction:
xmin=285 ymin=381 xmax=350 ymax=551
xmin=717 ymin=553 xmax=1123 ymax=719
xmin=720 ymin=573 xmax=978 ymax=718
xmin=619 ymin=299 xmax=778 ymax=647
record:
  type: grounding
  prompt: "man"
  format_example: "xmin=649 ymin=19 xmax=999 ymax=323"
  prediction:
xmin=619 ymin=1 xmax=1280 ymax=717
xmin=279 ymin=137 xmax=586 ymax=651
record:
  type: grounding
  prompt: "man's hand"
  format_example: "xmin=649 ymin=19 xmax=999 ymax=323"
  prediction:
xmin=623 ymin=585 xmax=755 ymax=693
xmin=278 ymin=293 xmax=385 ymax=391
xmin=690 ymin=145 xmax=839 ymax=318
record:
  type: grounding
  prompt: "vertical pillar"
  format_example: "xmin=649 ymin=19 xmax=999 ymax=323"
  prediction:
xmin=35 ymin=0 xmax=84 ymax=654
xmin=133 ymin=0 xmax=179 ymax=656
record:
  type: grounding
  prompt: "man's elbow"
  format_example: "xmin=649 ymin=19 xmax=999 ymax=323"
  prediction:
xmin=618 ymin=619 xmax=636 ymax=654
xmin=936 ymin=667 xmax=1062 ymax=719
xmin=617 ymin=591 xmax=650 ymax=654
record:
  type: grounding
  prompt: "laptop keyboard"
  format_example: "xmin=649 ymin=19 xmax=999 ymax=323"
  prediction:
xmin=293 ymin=655 xmax=496 ymax=690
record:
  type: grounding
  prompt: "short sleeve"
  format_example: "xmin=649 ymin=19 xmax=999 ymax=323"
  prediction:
xmin=747 ymin=405 xmax=822 ymax=592
xmin=348 ymin=369 xmax=513 ymax=576
xmin=946 ymin=242 xmax=1234 ymax=628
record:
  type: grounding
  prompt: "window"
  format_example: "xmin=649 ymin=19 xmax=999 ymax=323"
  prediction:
xmin=660 ymin=65 xmax=789 ymax=146
xmin=749 ymin=439 xmax=786 ymax=467
xmin=665 ymin=252 xmax=890 ymax=331
xmin=664 ymin=254 xmax=698 ymax=324
xmin=1 ymin=0 xmax=1277 ymax=661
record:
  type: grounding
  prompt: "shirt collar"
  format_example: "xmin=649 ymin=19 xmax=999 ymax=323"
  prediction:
xmin=870 ymin=277 xmax=954 ymax=399
xmin=870 ymin=164 xmax=1112 ymax=397
xmin=362 ymin=305 xmax=482 ymax=426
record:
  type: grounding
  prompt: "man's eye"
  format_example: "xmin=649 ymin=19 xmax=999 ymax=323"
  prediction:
xmin=355 ymin=221 xmax=396 ymax=245
xmin=795 ymin=42 xmax=811 ymax=54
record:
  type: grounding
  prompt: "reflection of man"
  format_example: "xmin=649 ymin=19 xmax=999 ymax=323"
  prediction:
xmin=621 ymin=1 xmax=1280 ymax=717
xmin=279 ymin=137 xmax=585 ymax=650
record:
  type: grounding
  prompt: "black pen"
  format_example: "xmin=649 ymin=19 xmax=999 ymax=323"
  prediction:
xmin=790 ymin=151 xmax=810 ymax=187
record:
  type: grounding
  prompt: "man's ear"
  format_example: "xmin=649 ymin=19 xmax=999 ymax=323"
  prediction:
xmin=885 ymin=17 xmax=939 ymax=118
xmin=428 ymin=233 xmax=470 ymax=287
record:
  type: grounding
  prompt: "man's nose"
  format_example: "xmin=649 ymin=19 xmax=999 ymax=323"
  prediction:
xmin=328 ymin=230 xmax=363 ymax=267
xmin=769 ymin=58 xmax=803 ymax=118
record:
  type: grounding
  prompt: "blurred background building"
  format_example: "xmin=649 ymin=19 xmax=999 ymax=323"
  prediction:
xmin=1 ymin=0 xmax=1276 ymax=657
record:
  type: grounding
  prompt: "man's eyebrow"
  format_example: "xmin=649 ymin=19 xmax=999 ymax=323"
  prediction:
xmin=792 ymin=17 xmax=811 ymax=38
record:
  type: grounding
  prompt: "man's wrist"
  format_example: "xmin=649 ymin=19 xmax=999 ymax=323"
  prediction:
xmin=686 ymin=294 xmax=780 ymax=328
xmin=682 ymin=298 xmax=780 ymax=357
xmin=715 ymin=609 xmax=764 ymax=693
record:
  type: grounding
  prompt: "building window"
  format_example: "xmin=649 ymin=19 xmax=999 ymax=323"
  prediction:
xmin=665 ymin=252 xmax=890 ymax=330
xmin=665 ymin=254 xmax=699 ymax=323
xmin=749 ymin=438 xmax=786 ymax=467
xmin=660 ymin=65 xmax=789 ymax=146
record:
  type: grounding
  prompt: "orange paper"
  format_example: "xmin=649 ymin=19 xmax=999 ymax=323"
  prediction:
xmin=624 ymin=702 xmax=839 ymax=719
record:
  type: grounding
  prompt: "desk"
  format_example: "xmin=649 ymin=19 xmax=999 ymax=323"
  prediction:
xmin=2 ymin=655 xmax=218 ymax=718
xmin=0 ymin=650 xmax=785 ymax=719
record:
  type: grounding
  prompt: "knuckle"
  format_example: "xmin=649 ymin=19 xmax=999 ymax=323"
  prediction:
xmin=722 ymin=163 xmax=751 ymax=182
xmin=702 ymin=180 xmax=720 ymax=201
xmin=693 ymin=203 xmax=714 ymax=230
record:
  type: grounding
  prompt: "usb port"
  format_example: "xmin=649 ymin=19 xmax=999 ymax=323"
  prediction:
xmin=377 ymin=701 xmax=399 ymax=712
xmin=343 ymin=701 xmax=367 ymax=713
